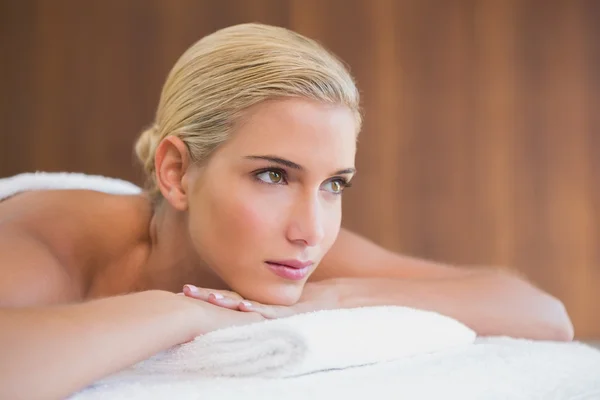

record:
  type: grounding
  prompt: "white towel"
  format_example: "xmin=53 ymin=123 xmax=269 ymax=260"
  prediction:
xmin=74 ymin=337 xmax=600 ymax=400
xmin=96 ymin=306 xmax=476 ymax=383
xmin=0 ymin=171 xmax=142 ymax=201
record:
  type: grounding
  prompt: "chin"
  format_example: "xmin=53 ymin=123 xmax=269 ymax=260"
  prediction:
xmin=240 ymin=281 xmax=304 ymax=306
xmin=268 ymin=292 xmax=301 ymax=306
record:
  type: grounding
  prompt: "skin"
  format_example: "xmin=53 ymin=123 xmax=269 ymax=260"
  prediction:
xmin=0 ymin=97 xmax=574 ymax=399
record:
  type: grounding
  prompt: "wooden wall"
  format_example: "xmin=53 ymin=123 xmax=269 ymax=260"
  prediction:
xmin=1 ymin=0 xmax=598 ymax=338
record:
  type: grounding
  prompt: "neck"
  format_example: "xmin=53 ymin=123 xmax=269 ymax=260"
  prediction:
xmin=139 ymin=198 xmax=229 ymax=293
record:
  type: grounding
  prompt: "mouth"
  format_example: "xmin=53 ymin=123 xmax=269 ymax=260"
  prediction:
xmin=265 ymin=260 xmax=314 ymax=281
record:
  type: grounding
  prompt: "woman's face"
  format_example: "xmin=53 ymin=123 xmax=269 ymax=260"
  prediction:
xmin=185 ymin=98 xmax=357 ymax=305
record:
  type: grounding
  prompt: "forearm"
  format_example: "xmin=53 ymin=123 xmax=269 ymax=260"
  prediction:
xmin=339 ymin=270 xmax=574 ymax=341
xmin=0 ymin=290 xmax=195 ymax=400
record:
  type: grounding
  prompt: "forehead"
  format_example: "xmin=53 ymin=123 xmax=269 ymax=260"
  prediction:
xmin=223 ymin=98 xmax=357 ymax=170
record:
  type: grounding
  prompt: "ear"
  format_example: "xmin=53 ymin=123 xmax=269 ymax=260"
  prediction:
xmin=154 ymin=136 xmax=192 ymax=211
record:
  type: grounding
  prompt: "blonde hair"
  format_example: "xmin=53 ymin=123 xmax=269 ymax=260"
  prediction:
xmin=135 ymin=23 xmax=361 ymax=199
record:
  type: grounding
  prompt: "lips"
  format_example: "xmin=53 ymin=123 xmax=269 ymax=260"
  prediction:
xmin=266 ymin=260 xmax=314 ymax=269
xmin=265 ymin=260 xmax=314 ymax=281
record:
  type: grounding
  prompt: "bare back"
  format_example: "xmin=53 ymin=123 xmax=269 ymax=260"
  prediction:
xmin=0 ymin=190 xmax=152 ymax=307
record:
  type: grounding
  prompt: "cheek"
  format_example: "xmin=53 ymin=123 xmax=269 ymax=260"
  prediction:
xmin=322 ymin=203 xmax=342 ymax=249
xmin=234 ymin=198 xmax=273 ymax=236
xmin=213 ymin=188 xmax=285 ymax=247
xmin=302 ymin=194 xmax=342 ymax=261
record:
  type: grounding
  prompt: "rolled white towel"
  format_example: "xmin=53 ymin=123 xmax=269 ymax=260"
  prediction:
xmin=97 ymin=306 xmax=476 ymax=383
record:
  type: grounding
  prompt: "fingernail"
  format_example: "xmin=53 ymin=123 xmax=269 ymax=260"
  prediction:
xmin=184 ymin=284 xmax=199 ymax=294
xmin=241 ymin=301 xmax=252 ymax=308
xmin=210 ymin=292 xmax=224 ymax=299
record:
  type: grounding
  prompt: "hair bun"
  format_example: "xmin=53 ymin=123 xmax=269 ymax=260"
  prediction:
xmin=134 ymin=124 xmax=158 ymax=174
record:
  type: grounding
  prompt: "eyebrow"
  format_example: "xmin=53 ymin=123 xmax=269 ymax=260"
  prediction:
xmin=244 ymin=155 xmax=356 ymax=176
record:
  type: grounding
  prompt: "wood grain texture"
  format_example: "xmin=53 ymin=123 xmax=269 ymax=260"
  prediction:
xmin=1 ymin=0 xmax=598 ymax=338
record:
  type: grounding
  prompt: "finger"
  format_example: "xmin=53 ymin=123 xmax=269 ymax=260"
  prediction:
xmin=182 ymin=284 xmax=211 ymax=301
xmin=206 ymin=292 xmax=243 ymax=310
xmin=183 ymin=285 xmax=244 ymax=302
xmin=238 ymin=301 xmax=294 ymax=319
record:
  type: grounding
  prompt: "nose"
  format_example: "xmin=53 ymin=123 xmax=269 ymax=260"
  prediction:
xmin=286 ymin=193 xmax=325 ymax=247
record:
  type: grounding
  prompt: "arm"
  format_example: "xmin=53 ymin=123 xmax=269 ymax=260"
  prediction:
xmin=336 ymin=274 xmax=573 ymax=341
xmin=0 ymin=290 xmax=197 ymax=400
xmin=0 ymin=228 xmax=264 ymax=400
xmin=0 ymin=290 xmax=266 ymax=400
xmin=311 ymin=228 xmax=574 ymax=341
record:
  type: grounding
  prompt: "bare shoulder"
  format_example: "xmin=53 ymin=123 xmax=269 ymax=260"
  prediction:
xmin=0 ymin=190 xmax=150 ymax=306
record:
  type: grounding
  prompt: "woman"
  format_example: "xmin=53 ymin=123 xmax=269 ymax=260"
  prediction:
xmin=0 ymin=23 xmax=573 ymax=399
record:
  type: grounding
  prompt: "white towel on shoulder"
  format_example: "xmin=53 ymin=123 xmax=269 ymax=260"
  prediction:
xmin=0 ymin=171 xmax=142 ymax=201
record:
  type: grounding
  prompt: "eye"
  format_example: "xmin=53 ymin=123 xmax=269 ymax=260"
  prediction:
xmin=255 ymin=169 xmax=286 ymax=185
xmin=322 ymin=179 xmax=350 ymax=194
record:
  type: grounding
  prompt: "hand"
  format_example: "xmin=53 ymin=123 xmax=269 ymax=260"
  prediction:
xmin=181 ymin=279 xmax=346 ymax=320
xmin=163 ymin=290 xmax=266 ymax=338
xmin=181 ymin=284 xmax=250 ymax=311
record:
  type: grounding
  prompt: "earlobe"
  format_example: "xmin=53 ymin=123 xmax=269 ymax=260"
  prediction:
xmin=154 ymin=136 xmax=191 ymax=210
